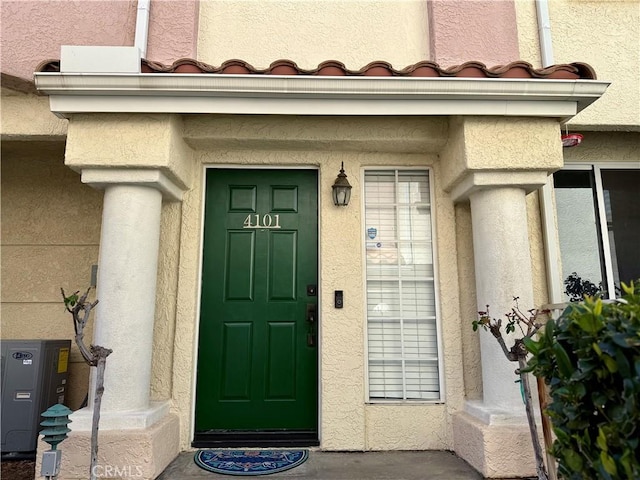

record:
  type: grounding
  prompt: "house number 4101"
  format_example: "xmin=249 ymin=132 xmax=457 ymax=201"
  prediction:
xmin=243 ymin=214 xmax=281 ymax=229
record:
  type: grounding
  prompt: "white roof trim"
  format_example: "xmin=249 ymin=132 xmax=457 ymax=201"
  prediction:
xmin=34 ymin=72 xmax=609 ymax=119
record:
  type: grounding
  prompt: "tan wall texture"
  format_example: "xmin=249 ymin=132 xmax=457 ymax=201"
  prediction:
xmin=550 ymin=0 xmax=639 ymax=130
xmin=197 ymin=0 xmax=429 ymax=70
xmin=1 ymin=88 xmax=67 ymax=140
xmin=40 ymin=112 xmax=563 ymax=452
xmin=2 ymin=102 xmax=586 ymax=457
xmin=61 ymin=113 xmax=197 ymax=405
xmin=563 ymin=131 xmax=640 ymax=164
xmin=515 ymin=0 xmax=639 ymax=130
xmin=169 ymin=115 xmax=465 ymax=451
xmin=1 ymin=140 xmax=103 ymax=411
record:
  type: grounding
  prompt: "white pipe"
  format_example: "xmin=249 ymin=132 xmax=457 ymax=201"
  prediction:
xmin=535 ymin=0 xmax=554 ymax=67
xmin=540 ymin=178 xmax=564 ymax=304
xmin=535 ymin=0 xmax=566 ymax=308
xmin=134 ymin=0 xmax=151 ymax=59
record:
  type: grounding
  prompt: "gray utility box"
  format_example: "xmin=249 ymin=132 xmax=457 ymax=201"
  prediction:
xmin=1 ymin=339 xmax=71 ymax=453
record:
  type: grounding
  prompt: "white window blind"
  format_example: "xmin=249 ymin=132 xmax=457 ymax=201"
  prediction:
xmin=364 ymin=170 xmax=441 ymax=401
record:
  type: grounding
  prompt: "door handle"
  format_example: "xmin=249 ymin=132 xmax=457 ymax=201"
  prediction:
xmin=306 ymin=304 xmax=317 ymax=323
xmin=306 ymin=304 xmax=317 ymax=347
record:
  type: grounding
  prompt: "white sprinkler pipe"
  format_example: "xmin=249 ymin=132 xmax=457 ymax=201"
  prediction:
xmin=134 ymin=0 xmax=151 ymax=59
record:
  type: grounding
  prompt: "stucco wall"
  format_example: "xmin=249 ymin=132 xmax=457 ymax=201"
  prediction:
xmin=197 ymin=0 xmax=429 ymax=70
xmin=171 ymin=115 xmax=463 ymax=451
xmin=514 ymin=0 xmax=541 ymax=68
xmin=64 ymin=114 xmax=192 ymax=190
xmin=146 ymin=0 xmax=199 ymax=64
xmin=150 ymin=201 xmax=182 ymax=401
xmin=562 ymin=132 xmax=640 ymax=164
xmin=439 ymin=116 xmax=563 ymax=193
xmin=428 ymin=0 xmax=520 ymax=67
xmin=528 ymin=191 xmax=549 ymax=310
xmin=0 ymin=0 xmax=199 ymax=82
xmin=454 ymin=202 xmax=482 ymax=401
xmin=551 ymin=0 xmax=639 ymax=130
xmin=439 ymin=116 xmax=561 ymax=423
xmin=1 ymin=0 xmax=136 ymax=81
xmin=60 ymin=113 xmax=195 ymax=405
xmin=0 ymin=141 xmax=103 ymax=410
xmin=1 ymin=88 xmax=67 ymax=140
xmin=515 ymin=0 xmax=639 ymax=130
xmin=454 ymin=190 xmax=550 ymax=409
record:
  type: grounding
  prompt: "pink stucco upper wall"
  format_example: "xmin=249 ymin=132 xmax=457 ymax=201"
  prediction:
xmin=1 ymin=0 xmax=137 ymax=81
xmin=1 ymin=0 xmax=199 ymax=82
xmin=2 ymin=0 xmax=518 ymax=80
xmin=146 ymin=0 xmax=199 ymax=64
xmin=428 ymin=0 xmax=520 ymax=67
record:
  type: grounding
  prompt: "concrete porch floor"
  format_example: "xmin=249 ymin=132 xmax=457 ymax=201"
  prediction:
xmin=157 ymin=450 xmax=485 ymax=480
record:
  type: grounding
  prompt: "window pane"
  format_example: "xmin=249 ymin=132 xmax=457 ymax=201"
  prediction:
xmin=397 ymin=173 xmax=430 ymax=205
xmin=554 ymin=170 xmax=605 ymax=298
xmin=405 ymin=360 xmax=440 ymax=400
xmin=364 ymin=171 xmax=395 ymax=205
xmin=403 ymin=320 xmax=438 ymax=358
xmin=364 ymin=170 xmax=440 ymax=401
xmin=367 ymin=280 xmax=401 ymax=317
xmin=398 ymin=206 xmax=431 ymax=241
xmin=398 ymin=243 xmax=434 ymax=277
xmin=401 ymin=280 xmax=436 ymax=317
xmin=365 ymin=207 xmax=396 ymax=242
xmin=600 ymin=170 xmax=640 ymax=286
xmin=368 ymin=319 xmax=401 ymax=357
xmin=369 ymin=360 xmax=403 ymax=399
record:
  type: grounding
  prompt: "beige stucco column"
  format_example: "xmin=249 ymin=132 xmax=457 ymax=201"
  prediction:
xmin=72 ymin=170 xmax=183 ymax=429
xmin=442 ymin=116 xmax=563 ymax=478
xmin=470 ymin=185 xmax=536 ymax=411
xmin=38 ymin=113 xmax=194 ymax=480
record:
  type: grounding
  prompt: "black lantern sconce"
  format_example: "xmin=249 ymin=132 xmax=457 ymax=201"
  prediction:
xmin=332 ymin=162 xmax=352 ymax=207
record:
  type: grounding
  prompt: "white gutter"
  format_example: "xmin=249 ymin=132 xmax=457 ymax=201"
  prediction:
xmin=33 ymin=73 xmax=609 ymax=119
xmin=134 ymin=0 xmax=151 ymax=59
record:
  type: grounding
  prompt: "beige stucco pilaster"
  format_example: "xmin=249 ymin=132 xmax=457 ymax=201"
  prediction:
xmin=38 ymin=113 xmax=195 ymax=480
xmin=442 ymin=116 xmax=562 ymax=478
xmin=64 ymin=113 xmax=193 ymax=190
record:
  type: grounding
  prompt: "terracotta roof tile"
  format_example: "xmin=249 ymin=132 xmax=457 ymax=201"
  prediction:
xmin=36 ymin=59 xmax=597 ymax=80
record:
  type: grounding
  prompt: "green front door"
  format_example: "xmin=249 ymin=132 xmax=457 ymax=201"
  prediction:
xmin=195 ymin=169 xmax=318 ymax=443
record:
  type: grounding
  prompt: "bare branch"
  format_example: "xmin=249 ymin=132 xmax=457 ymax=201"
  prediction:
xmin=474 ymin=299 xmax=550 ymax=480
xmin=77 ymin=287 xmax=90 ymax=306
xmin=61 ymin=286 xmax=111 ymax=480
xmin=61 ymin=287 xmax=99 ymax=365
xmin=496 ymin=334 xmax=519 ymax=361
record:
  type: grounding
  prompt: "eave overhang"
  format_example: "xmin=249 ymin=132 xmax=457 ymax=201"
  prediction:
xmin=34 ymin=72 xmax=609 ymax=120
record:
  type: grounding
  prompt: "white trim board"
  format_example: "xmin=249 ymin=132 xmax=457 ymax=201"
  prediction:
xmin=34 ymin=73 xmax=609 ymax=120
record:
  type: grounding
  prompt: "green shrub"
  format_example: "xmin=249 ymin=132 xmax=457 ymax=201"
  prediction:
xmin=526 ymin=282 xmax=640 ymax=480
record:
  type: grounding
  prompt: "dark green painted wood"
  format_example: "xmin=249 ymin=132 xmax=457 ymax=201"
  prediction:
xmin=196 ymin=169 xmax=318 ymax=433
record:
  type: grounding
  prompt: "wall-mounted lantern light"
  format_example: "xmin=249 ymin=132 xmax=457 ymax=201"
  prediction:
xmin=332 ymin=162 xmax=352 ymax=207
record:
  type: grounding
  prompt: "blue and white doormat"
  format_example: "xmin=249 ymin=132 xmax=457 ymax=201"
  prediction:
xmin=194 ymin=450 xmax=309 ymax=476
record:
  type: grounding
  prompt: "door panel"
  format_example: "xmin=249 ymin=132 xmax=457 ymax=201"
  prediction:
xmin=220 ymin=322 xmax=252 ymax=400
xmin=269 ymin=231 xmax=297 ymax=300
xmin=266 ymin=322 xmax=297 ymax=399
xmin=225 ymin=231 xmax=255 ymax=300
xmin=195 ymin=169 xmax=318 ymax=436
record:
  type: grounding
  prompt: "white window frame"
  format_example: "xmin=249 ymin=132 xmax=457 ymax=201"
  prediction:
xmin=542 ymin=162 xmax=640 ymax=302
xmin=361 ymin=167 xmax=444 ymax=404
